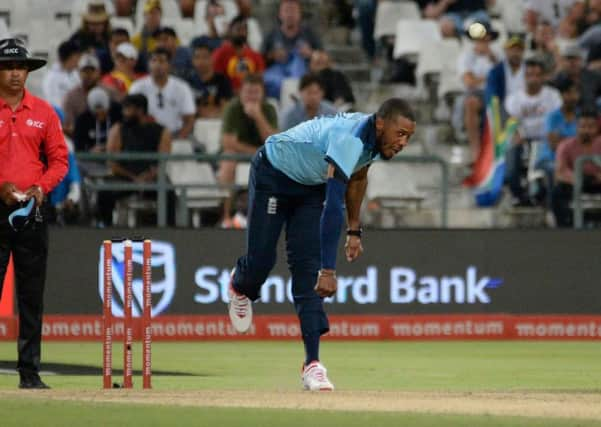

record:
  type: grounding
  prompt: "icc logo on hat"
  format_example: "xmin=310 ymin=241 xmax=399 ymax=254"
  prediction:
xmin=97 ymin=241 xmax=177 ymax=317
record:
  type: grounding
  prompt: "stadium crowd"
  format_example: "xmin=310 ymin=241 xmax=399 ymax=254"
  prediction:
xmin=2 ymin=0 xmax=601 ymax=228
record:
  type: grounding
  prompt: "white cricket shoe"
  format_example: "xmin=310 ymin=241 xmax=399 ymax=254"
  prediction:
xmin=228 ymin=269 xmax=253 ymax=333
xmin=302 ymin=361 xmax=334 ymax=391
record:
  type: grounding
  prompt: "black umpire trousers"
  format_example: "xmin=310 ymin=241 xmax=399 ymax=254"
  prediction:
xmin=0 ymin=201 xmax=48 ymax=376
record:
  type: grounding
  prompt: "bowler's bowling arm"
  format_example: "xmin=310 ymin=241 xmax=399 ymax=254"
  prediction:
xmin=345 ymin=166 xmax=369 ymax=231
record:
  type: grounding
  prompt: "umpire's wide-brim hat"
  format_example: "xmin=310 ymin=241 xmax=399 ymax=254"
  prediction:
xmin=0 ymin=38 xmax=47 ymax=71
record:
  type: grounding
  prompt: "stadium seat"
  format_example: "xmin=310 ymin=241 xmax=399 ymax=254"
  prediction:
xmin=366 ymin=162 xmax=425 ymax=226
xmin=436 ymin=40 xmax=464 ymax=100
xmin=0 ymin=1 xmax=12 ymax=28
xmin=194 ymin=119 xmax=223 ymax=154
xmin=168 ymin=139 xmax=227 ymax=227
xmin=0 ymin=17 xmax=8 ymax=39
xmin=246 ymin=17 xmax=263 ymax=52
xmin=49 ymin=0 xmax=74 ymax=16
xmin=374 ymin=1 xmax=421 ymax=39
xmin=235 ymin=162 xmax=251 ymax=188
xmin=161 ymin=17 xmax=197 ymax=45
xmin=393 ymin=19 xmax=441 ymax=59
xmin=279 ymin=78 xmax=300 ymax=112
xmin=9 ymin=0 xmax=53 ymax=28
xmin=416 ymin=38 xmax=462 ymax=84
xmin=498 ymin=0 xmax=526 ymax=33
xmin=10 ymin=20 xmax=58 ymax=58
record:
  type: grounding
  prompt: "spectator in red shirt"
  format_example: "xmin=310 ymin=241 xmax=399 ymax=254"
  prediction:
xmin=0 ymin=38 xmax=68 ymax=389
xmin=212 ymin=15 xmax=265 ymax=92
xmin=552 ymin=110 xmax=601 ymax=227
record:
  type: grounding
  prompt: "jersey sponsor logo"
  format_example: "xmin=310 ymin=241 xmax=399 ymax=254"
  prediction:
xmin=267 ymin=197 xmax=277 ymax=214
xmin=26 ymin=119 xmax=45 ymax=129
xmin=98 ymin=241 xmax=176 ymax=317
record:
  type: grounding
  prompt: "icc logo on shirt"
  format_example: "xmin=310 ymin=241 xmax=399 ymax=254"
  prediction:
xmin=97 ymin=241 xmax=177 ymax=317
xmin=26 ymin=119 xmax=44 ymax=129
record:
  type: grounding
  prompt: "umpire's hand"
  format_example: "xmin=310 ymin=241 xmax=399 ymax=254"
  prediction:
xmin=345 ymin=235 xmax=363 ymax=262
xmin=315 ymin=269 xmax=337 ymax=298
xmin=25 ymin=185 xmax=44 ymax=207
xmin=0 ymin=182 xmax=20 ymax=206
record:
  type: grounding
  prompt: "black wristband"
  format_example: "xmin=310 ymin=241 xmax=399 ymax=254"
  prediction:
xmin=346 ymin=228 xmax=362 ymax=238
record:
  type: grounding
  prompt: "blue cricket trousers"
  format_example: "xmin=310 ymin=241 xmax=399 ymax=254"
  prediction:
xmin=232 ymin=147 xmax=330 ymax=337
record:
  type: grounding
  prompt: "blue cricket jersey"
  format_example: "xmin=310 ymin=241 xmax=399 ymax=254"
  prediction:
xmin=265 ymin=112 xmax=380 ymax=185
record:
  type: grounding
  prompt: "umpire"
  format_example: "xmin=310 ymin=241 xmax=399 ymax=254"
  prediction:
xmin=0 ymin=38 xmax=68 ymax=389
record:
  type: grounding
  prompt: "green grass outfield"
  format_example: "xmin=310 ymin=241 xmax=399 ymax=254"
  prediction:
xmin=1 ymin=341 xmax=601 ymax=426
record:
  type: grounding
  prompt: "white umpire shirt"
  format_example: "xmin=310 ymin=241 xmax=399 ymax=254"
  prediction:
xmin=129 ymin=75 xmax=196 ymax=134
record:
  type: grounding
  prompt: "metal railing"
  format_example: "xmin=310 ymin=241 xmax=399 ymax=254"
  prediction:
xmin=76 ymin=152 xmax=449 ymax=228
xmin=573 ymin=154 xmax=601 ymax=229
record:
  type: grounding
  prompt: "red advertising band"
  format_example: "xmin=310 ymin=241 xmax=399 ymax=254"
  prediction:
xmin=102 ymin=241 xmax=112 ymax=389
xmin=123 ymin=240 xmax=134 ymax=389
xmin=142 ymin=240 xmax=152 ymax=389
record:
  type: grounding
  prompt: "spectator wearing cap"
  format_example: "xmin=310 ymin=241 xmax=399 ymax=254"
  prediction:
xmin=552 ymin=109 xmax=601 ymax=227
xmin=97 ymin=93 xmax=175 ymax=226
xmin=457 ymin=21 xmax=501 ymax=163
xmin=485 ymin=34 xmax=526 ymax=107
xmin=98 ymin=27 xmax=131 ymax=74
xmin=154 ymin=27 xmax=194 ymax=81
xmin=62 ymin=54 xmax=102 ymax=136
xmin=132 ymin=0 xmax=163 ymax=73
xmin=213 ymin=15 xmax=265 ymax=93
xmin=187 ymin=42 xmax=233 ymax=118
xmin=279 ymin=73 xmax=337 ymax=131
xmin=504 ymin=58 xmax=562 ymax=206
xmin=535 ymin=75 xmax=581 ymax=199
xmin=262 ymin=0 xmax=322 ymax=99
xmin=42 ymin=41 xmax=82 ymax=109
xmin=129 ymin=48 xmax=196 ymax=139
xmin=415 ymin=0 xmax=491 ymax=38
xmin=101 ymin=42 xmax=143 ymax=102
xmin=190 ymin=0 xmax=227 ymax=52
xmin=73 ymin=87 xmax=122 ymax=154
xmin=0 ymin=38 xmax=68 ymax=389
xmin=554 ymin=43 xmax=601 ymax=110
xmin=308 ymin=50 xmax=355 ymax=108
xmin=69 ymin=2 xmax=111 ymax=55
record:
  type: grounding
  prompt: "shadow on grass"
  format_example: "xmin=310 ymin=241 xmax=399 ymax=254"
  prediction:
xmin=0 ymin=361 xmax=206 ymax=377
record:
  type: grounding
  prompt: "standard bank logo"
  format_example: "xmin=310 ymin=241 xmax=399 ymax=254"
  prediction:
xmin=98 ymin=241 xmax=176 ymax=317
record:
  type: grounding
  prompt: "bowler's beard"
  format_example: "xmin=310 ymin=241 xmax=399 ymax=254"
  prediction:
xmin=376 ymin=138 xmax=393 ymax=160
